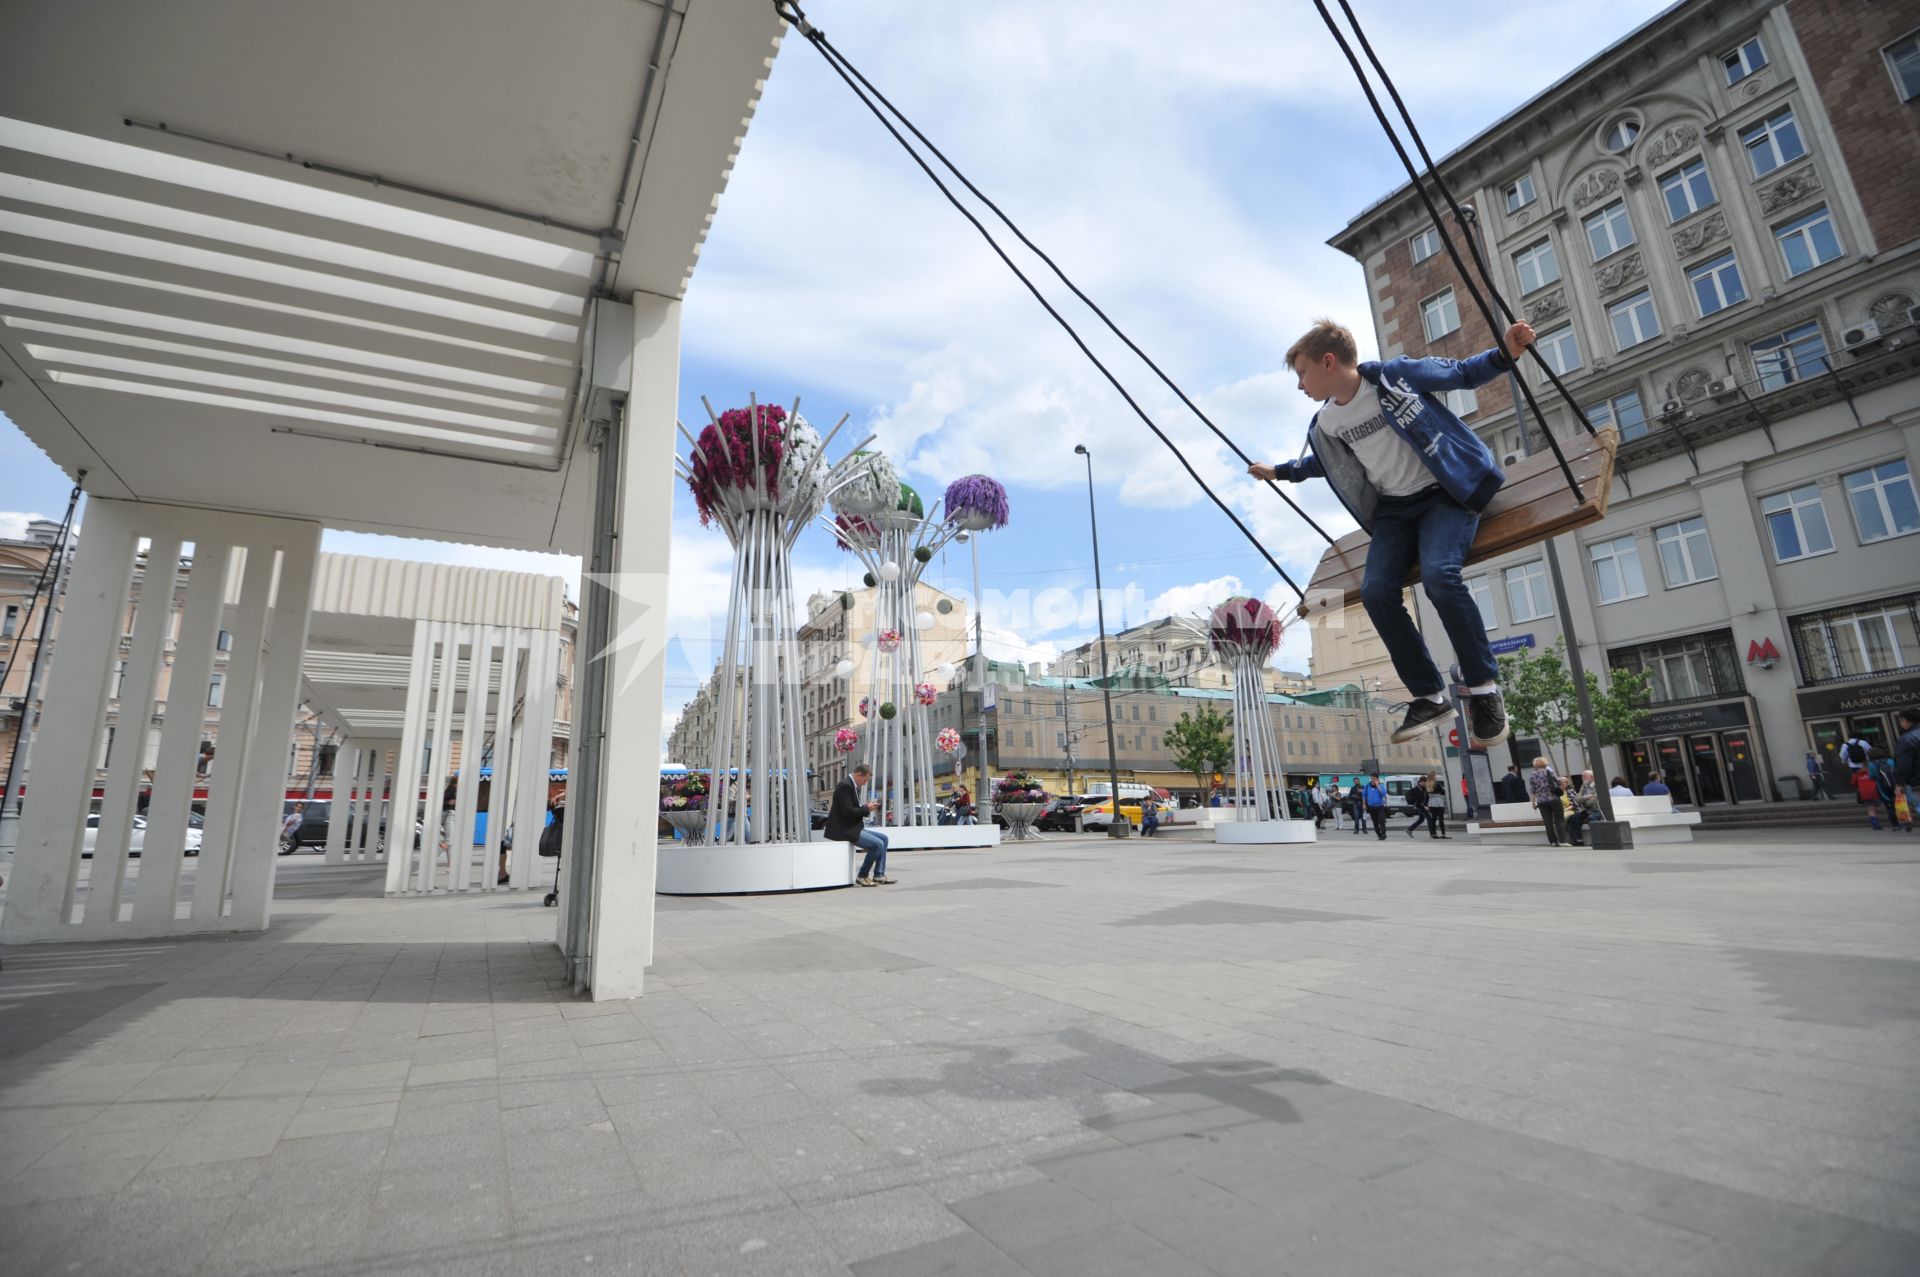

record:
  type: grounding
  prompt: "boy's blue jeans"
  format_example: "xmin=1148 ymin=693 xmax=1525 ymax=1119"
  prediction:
xmin=854 ymin=828 xmax=888 ymax=878
xmin=1360 ymin=488 xmax=1499 ymax=696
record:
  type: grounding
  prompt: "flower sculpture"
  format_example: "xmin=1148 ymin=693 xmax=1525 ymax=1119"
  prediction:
xmin=831 ymin=450 xmax=900 ymax=516
xmin=688 ymin=403 xmax=786 ymax=525
xmin=1179 ymin=595 xmax=1297 ymax=831
xmin=897 ymin=483 xmax=925 ymax=518
xmin=835 ymin=512 xmax=881 ymax=551
xmin=660 ymin=774 xmax=709 ymax=812
xmin=914 ymin=682 xmax=938 ymax=707
xmin=936 ymin=727 xmax=961 ymax=753
xmin=876 ymin=628 xmax=902 ymax=653
xmin=834 ymin=727 xmax=860 ymax=753
xmin=945 ymin=475 xmax=1010 ymax=531
xmin=993 ymin=771 xmax=1050 ymax=803
xmin=1207 ymin=595 xmax=1284 ymax=659
xmin=858 ymin=695 xmax=873 ymax=719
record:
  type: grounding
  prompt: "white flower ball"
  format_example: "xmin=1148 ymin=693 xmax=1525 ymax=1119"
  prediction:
xmin=777 ymin=414 xmax=829 ymax=520
xmin=834 ymin=658 xmax=854 ymax=678
xmin=915 ymin=611 xmax=934 ymax=630
xmin=878 ymin=561 xmax=901 ymax=583
xmin=830 ymin=450 xmax=900 ymax=517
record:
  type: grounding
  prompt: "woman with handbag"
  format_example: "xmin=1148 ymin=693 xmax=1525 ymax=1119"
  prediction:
xmin=1527 ymin=757 xmax=1568 ymax=846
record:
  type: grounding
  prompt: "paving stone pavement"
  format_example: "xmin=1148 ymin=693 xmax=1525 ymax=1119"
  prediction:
xmin=2 ymin=825 xmax=1918 ymax=1275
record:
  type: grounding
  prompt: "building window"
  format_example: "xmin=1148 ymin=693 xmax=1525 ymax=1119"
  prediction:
xmin=1410 ymin=225 xmax=1442 ymax=263
xmin=216 ymin=629 xmax=233 ymax=653
xmin=1660 ymin=160 xmax=1717 ymax=223
xmin=1581 ymin=390 xmax=1649 ymax=441
xmin=1653 ymin=518 xmax=1718 ymax=588
xmin=1421 ymin=288 xmax=1460 ymax=341
xmin=1750 ymin=321 xmax=1828 ymax=391
xmin=1466 ymin=575 xmax=1497 ymax=629
xmin=1505 ymin=174 xmax=1536 ymax=213
xmin=1512 ymin=238 xmax=1559 ymax=294
xmin=1601 ymin=118 xmax=1641 ymax=153
xmin=208 ymin=673 xmax=225 ymax=708
xmin=1583 ymin=200 xmax=1636 ymax=261
xmin=2 ymin=604 xmax=16 ymax=638
xmin=1723 ymin=35 xmax=1768 ymax=84
xmin=1843 ymin=458 xmax=1920 ymax=544
xmin=1611 ymin=629 xmax=1743 ymax=704
xmin=1773 ymin=206 xmax=1843 ymax=276
xmin=1607 ymin=291 xmax=1661 ymax=351
xmin=1888 ymin=31 xmax=1920 ymax=101
xmin=1588 ymin=535 xmax=1647 ymax=604
xmin=1740 ymin=108 xmax=1805 ymax=178
xmin=1760 ymin=484 xmax=1836 ymax=562
xmin=1504 ymin=560 xmax=1553 ymax=623
xmin=1443 ymin=387 xmax=1478 ymax=418
xmin=1536 ymin=324 xmax=1582 ymax=375
xmin=1791 ymin=593 xmax=1920 ymax=684
xmin=1686 ymin=251 xmax=1747 ymax=317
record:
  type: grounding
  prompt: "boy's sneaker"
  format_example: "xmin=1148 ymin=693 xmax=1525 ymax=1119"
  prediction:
xmin=1467 ymin=691 xmax=1510 ymax=746
xmin=1390 ymin=698 xmax=1452 ymax=742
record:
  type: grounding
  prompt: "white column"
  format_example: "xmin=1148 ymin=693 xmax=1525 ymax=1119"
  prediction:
xmin=324 ymin=743 xmax=353 ymax=865
xmin=586 ymin=294 xmax=680 ymax=999
xmin=0 ymin=511 xmax=138 ymax=940
xmin=517 ymin=631 xmax=558 ymax=892
xmin=190 ymin=542 xmax=278 ymax=925
xmin=372 ymin=747 xmax=395 ymax=862
xmin=226 ymin=524 xmax=320 ymax=930
xmin=492 ymin=630 xmax=524 ymax=888
xmin=420 ymin=622 xmax=458 ymax=893
xmin=385 ymin=622 xmax=434 ymax=895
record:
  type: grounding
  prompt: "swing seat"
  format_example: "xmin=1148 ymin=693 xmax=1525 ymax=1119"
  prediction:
xmin=1299 ymin=426 xmax=1620 ymax=615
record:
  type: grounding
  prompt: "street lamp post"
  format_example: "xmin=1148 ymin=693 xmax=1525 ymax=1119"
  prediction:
xmin=956 ymin=531 xmax=990 ymax=810
xmin=1074 ymin=445 xmax=1128 ymax=839
xmin=1360 ymin=677 xmax=1382 ymax=770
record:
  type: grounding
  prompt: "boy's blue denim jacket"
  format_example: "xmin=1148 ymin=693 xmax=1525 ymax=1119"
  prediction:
xmin=1275 ymin=348 xmax=1514 ymax=532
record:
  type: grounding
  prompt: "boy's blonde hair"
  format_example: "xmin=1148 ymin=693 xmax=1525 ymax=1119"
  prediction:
xmin=1285 ymin=319 xmax=1358 ymax=370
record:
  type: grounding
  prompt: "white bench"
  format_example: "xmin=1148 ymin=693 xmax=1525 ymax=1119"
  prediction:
xmin=1469 ymin=796 xmax=1699 ymax=844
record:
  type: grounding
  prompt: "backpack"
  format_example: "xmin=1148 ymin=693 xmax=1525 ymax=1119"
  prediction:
xmin=538 ymin=805 xmax=565 ymax=857
xmin=1844 ymin=740 xmax=1869 ymax=766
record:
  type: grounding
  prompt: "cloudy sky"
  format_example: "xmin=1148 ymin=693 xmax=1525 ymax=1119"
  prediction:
xmin=0 ymin=0 xmax=1673 ymax=738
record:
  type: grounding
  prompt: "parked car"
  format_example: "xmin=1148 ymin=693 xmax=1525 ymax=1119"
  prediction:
xmin=279 ymin=800 xmax=418 ymax=853
xmin=81 ymin=813 xmax=202 ymax=858
xmin=1078 ymin=797 xmax=1145 ymax=833
xmin=1034 ymin=797 xmax=1087 ymax=832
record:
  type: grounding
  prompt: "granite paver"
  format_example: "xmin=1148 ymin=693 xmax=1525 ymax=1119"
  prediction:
xmin=2 ymin=827 xmax=1918 ymax=1273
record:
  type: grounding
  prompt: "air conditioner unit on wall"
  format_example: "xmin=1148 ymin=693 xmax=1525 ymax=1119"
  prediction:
xmin=1841 ymin=320 xmax=1882 ymax=350
xmin=1661 ymin=399 xmax=1685 ymax=420
xmin=1502 ymin=451 xmax=1523 ymax=467
xmin=1708 ymin=378 xmax=1737 ymax=400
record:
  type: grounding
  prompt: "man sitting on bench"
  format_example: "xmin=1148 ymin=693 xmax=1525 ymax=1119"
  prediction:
xmin=1249 ymin=317 xmax=1535 ymax=747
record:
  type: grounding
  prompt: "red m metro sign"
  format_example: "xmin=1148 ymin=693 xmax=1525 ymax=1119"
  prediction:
xmin=1746 ymin=637 xmax=1781 ymax=666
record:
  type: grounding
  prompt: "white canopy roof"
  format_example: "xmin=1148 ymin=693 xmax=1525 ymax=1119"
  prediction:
xmin=0 ymin=0 xmax=783 ymax=553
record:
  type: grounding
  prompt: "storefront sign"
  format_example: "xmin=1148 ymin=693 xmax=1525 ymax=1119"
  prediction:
xmin=1642 ymin=699 xmax=1752 ymax=736
xmin=1795 ymin=673 xmax=1920 ymax=720
xmin=1490 ymin=634 xmax=1536 ymax=655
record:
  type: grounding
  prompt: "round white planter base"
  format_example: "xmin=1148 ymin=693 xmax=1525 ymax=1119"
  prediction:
xmin=1212 ymin=819 xmax=1318 ymax=845
xmin=656 ymin=839 xmax=852 ymax=895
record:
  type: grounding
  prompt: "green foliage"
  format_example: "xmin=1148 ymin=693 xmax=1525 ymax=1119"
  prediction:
xmin=1587 ymin=665 xmax=1652 ymax=745
xmin=1496 ymin=640 xmax=1581 ymax=769
xmin=1165 ymin=706 xmax=1233 ymax=791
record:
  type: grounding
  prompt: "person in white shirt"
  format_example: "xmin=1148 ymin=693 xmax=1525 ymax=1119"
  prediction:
xmin=1608 ymin=777 xmax=1634 ymax=798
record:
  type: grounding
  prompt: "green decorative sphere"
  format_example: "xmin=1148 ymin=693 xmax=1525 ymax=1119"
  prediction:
xmin=897 ymin=483 xmax=924 ymax=517
xmin=879 ymin=701 xmax=898 ymax=720
xmin=863 ymin=571 xmax=876 ymax=588
xmin=913 ymin=546 xmax=933 ymax=563
xmin=840 ymin=592 xmax=853 ymax=610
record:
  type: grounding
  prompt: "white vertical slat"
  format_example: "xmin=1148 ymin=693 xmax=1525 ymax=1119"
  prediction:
xmin=229 ymin=523 xmax=319 ymax=930
xmin=85 ymin=533 xmax=182 ymax=928
xmin=385 ymin=621 xmax=433 ymax=894
xmin=421 ymin=620 xmax=458 ymax=893
xmin=491 ymin=629 xmax=523 ymax=889
xmin=475 ymin=627 xmax=507 ymax=890
xmin=514 ymin=632 xmax=556 ymax=897
xmin=0 ymin=510 xmax=139 ymax=942
xmin=135 ymin=538 xmax=232 ymax=929
xmin=373 ymin=747 xmax=395 ymax=862
xmin=191 ymin=543 xmax=277 ymax=924
xmin=324 ymin=744 xmax=353 ymax=865
xmin=451 ymin=625 xmax=487 ymax=893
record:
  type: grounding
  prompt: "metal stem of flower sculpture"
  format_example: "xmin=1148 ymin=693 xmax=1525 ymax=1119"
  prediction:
xmin=1176 ymin=597 xmax=1292 ymax=823
xmin=675 ymin=395 xmax=875 ymax=847
xmin=817 ymin=475 xmax=967 ymax=827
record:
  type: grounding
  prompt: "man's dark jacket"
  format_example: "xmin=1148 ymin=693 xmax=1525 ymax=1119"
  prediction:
xmin=824 ymin=775 xmax=867 ymax=842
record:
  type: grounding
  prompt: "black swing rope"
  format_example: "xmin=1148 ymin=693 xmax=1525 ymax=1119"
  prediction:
xmin=1308 ymin=0 xmax=1599 ymax=501
xmin=773 ymin=0 xmax=1313 ymax=601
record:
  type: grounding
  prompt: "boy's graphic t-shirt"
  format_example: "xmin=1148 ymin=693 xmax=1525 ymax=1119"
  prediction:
xmin=1315 ymin=386 xmax=1432 ymax=497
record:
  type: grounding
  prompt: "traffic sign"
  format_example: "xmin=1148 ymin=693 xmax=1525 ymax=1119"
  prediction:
xmin=1448 ymin=727 xmax=1459 ymax=748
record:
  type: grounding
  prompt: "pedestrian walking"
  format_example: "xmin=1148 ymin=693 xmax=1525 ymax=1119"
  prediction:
xmin=828 ymin=763 xmax=893 ymax=886
xmin=278 ymin=803 xmax=305 ymax=855
xmin=1427 ymin=775 xmax=1451 ymax=839
xmin=1893 ymin=708 xmax=1919 ymax=833
xmin=1348 ymin=782 xmax=1367 ymax=835
xmin=1313 ymin=782 xmax=1331 ymax=829
xmin=1404 ymin=773 xmax=1432 ymax=837
xmin=1804 ymin=751 xmax=1829 ymax=801
xmin=1854 ymin=760 xmax=1890 ymax=830
xmin=1364 ymin=773 xmax=1389 ymax=840
xmin=1565 ymin=769 xmax=1600 ymax=846
xmin=1527 ymin=757 xmax=1568 ymax=846
xmin=1251 ymin=318 xmax=1535 ymax=752
xmin=955 ymin=783 xmax=974 ymax=825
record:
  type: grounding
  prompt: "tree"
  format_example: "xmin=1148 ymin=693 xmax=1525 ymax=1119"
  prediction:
xmin=1496 ymin=641 xmax=1581 ymax=771
xmin=1166 ymin=706 xmax=1233 ymax=793
xmin=1587 ymin=665 xmax=1652 ymax=750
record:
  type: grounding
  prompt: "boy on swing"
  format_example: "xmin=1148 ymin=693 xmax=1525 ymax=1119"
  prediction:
xmin=1248 ymin=317 xmax=1535 ymax=747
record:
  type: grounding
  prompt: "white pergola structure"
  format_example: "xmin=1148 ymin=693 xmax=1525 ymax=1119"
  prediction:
xmin=301 ymin=553 xmax=565 ymax=894
xmin=0 ymin=0 xmax=787 ymax=996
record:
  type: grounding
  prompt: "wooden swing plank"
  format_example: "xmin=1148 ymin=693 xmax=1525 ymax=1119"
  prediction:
xmin=1299 ymin=426 xmax=1619 ymax=615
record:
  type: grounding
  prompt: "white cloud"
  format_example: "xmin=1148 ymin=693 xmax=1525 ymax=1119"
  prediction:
xmin=0 ymin=511 xmax=52 ymax=540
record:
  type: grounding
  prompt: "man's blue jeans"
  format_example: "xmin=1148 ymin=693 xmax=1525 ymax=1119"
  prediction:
xmin=1360 ymin=488 xmax=1498 ymax=696
xmin=854 ymin=828 xmax=888 ymax=878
